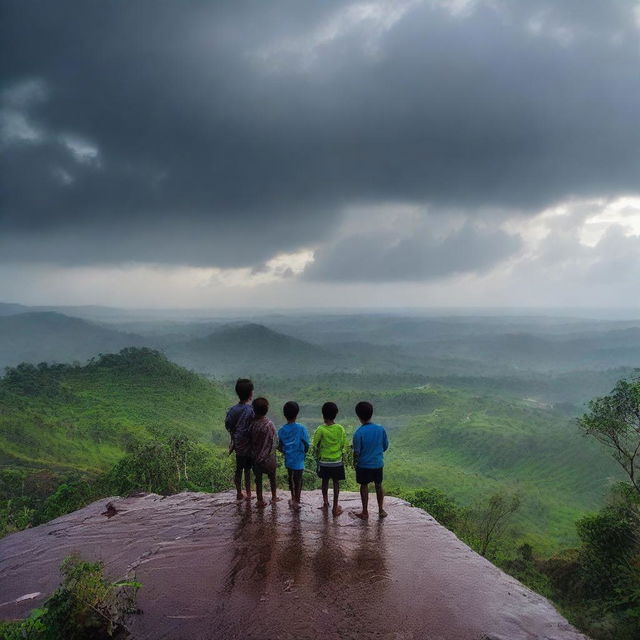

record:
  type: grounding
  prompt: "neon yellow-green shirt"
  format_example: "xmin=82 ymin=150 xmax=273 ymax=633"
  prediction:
xmin=312 ymin=423 xmax=346 ymax=462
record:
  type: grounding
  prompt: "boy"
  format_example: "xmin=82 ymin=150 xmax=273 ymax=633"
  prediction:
xmin=250 ymin=397 xmax=281 ymax=507
xmin=352 ymin=401 xmax=389 ymax=520
xmin=312 ymin=402 xmax=346 ymax=517
xmin=277 ymin=401 xmax=310 ymax=510
xmin=225 ymin=378 xmax=255 ymax=501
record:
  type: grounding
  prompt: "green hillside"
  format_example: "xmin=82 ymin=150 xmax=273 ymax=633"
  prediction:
xmin=0 ymin=348 xmax=230 ymax=473
xmin=0 ymin=349 xmax=622 ymax=551
xmin=260 ymin=375 xmax=621 ymax=551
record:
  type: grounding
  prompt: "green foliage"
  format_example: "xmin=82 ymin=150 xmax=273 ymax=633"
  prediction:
xmin=103 ymin=438 xmax=233 ymax=496
xmin=538 ymin=485 xmax=640 ymax=640
xmin=469 ymin=492 xmax=522 ymax=558
xmin=33 ymin=478 xmax=98 ymax=526
xmin=0 ymin=347 xmax=230 ymax=473
xmin=0 ymin=555 xmax=140 ymax=640
xmin=393 ymin=487 xmax=462 ymax=530
xmin=578 ymin=376 xmax=640 ymax=496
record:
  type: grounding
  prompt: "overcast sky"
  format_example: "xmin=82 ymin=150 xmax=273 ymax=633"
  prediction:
xmin=2 ymin=0 xmax=640 ymax=309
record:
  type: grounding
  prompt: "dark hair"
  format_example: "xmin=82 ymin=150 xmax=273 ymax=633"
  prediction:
xmin=283 ymin=401 xmax=299 ymax=421
xmin=253 ymin=396 xmax=269 ymax=417
xmin=322 ymin=402 xmax=339 ymax=421
xmin=235 ymin=378 xmax=254 ymax=402
xmin=355 ymin=401 xmax=373 ymax=422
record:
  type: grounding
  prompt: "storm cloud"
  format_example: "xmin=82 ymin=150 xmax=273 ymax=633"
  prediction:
xmin=2 ymin=0 xmax=640 ymax=283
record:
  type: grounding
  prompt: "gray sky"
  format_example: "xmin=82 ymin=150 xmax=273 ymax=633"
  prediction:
xmin=1 ymin=0 xmax=640 ymax=308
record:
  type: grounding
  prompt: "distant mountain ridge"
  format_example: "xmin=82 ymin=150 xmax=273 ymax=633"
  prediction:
xmin=167 ymin=323 xmax=333 ymax=375
xmin=0 ymin=312 xmax=146 ymax=370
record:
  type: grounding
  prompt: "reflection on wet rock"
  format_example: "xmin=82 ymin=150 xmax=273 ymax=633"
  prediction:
xmin=0 ymin=490 xmax=588 ymax=640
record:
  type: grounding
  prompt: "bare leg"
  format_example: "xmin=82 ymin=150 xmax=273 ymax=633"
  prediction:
xmin=255 ymin=472 xmax=266 ymax=507
xmin=234 ymin=465 xmax=244 ymax=500
xmin=294 ymin=470 xmax=303 ymax=504
xmin=375 ymin=482 xmax=387 ymax=518
xmin=269 ymin=472 xmax=281 ymax=502
xmin=332 ymin=480 xmax=342 ymax=516
xmin=287 ymin=468 xmax=295 ymax=502
xmin=353 ymin=483 xmax=369 ymax=519
xmin=318 ymin=477 xmax=330 ymax=509
xmin=244 ymin=467 xmax=252 ymax=501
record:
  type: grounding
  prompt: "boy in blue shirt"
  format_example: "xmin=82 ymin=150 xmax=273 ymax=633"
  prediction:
xmin=352 ymin=401 xmax=389 ymax=520
xmin=277 ymin=401 xmax=310 ymax=510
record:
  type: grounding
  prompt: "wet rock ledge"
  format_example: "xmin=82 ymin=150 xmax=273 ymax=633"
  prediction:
xmin=0 ymin=490 xmax=587 ymax=640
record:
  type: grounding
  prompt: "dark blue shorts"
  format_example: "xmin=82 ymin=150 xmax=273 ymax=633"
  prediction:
xmin=356 ymin=467 xmax=383 ymax=485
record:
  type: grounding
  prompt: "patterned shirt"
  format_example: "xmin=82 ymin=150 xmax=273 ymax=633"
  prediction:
xmin=225 ymin=402 xmax=255 ymax=457
xmin=250 ymin=416 xmax=277 ymax=465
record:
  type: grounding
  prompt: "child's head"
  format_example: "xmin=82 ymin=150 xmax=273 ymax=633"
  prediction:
xmin=355 ymin=401 xmax=373 ymax=424
xmin=322 ymin=401 xmax=338 ymax=422
xmin=235 ymin=378 xmax=254 ymax=403
xmin=283 ymin=401 xmax=299 ymax=422
xmin=252 ymin=396 xmax=269 ymax=417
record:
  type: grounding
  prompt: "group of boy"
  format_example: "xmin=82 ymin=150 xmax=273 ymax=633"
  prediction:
xmin=224 ymin=378 xmax=389 ymax=520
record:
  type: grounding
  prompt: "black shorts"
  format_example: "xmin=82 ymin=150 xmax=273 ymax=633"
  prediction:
xmin=235 ymin=454 xmax=253 ymax=471
xmin=317 ymin=464 xmax=345 ymax=481
xmin=356 ymin=467 xmax=383 ymax=485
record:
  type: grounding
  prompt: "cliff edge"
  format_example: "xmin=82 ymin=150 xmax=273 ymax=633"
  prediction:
xmin=0 ymin=490 xmax=587 ymax=640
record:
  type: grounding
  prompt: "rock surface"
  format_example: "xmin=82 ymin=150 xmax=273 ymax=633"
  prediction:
xmin=0 ymin=490 xmax=587 ymax=640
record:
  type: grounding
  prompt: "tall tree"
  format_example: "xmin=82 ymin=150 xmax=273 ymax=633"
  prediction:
xmin=578 ymin=376 xmax=640 ymax=496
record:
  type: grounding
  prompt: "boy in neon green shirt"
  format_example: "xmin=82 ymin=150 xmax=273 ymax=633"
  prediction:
xmin=312 ymin=402 xmax=346 ymax=517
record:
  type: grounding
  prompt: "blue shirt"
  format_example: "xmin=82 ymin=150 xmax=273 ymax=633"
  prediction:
xmin=278 ymin=422 xmax=310 ymax=470
xmin=353 ymin=422 xmax=389 ymax=469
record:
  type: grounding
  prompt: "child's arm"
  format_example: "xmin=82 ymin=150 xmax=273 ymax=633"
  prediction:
xmin=352 ymin=431 xmax=360 ymax=467
xmin=383 ymin=428 xmax=389 ymax=452
xmin=225 ymin=410 xmax=235 ymax=454
xmin=302 ymin=427 xmax=310 ymax=453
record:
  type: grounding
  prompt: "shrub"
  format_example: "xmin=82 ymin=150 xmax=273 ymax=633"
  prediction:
xmin=0 ymin=555 xmax=140 ymax=640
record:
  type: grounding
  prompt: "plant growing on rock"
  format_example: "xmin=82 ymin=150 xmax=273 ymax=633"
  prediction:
xmin=0 ymin=555 xmax=140 ymax=640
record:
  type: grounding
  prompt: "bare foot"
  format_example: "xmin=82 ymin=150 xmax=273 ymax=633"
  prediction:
xmin=332 ymin=505 xmax=343 ymax=517
xmin=256 ymin=500 xmax=267 ymax=508
xmin=318 ymin=503 xmax=329 ymax=510
xmin=236 ymin=493 xmax=244 ymax=502
xmin=271 ymin=496 xmax=282 ymax=503
xmin=351 ymin=511 xmax=369 ymax=520
xmin=379 ymin=509 xmax=388 ymax=518
xmin=244 ymin=494 xmax=253 ymax=502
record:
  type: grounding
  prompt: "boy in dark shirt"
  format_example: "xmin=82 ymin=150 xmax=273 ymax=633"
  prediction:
xmin=352 ymin=401 xmax=389 ymax=520
xmin=225 ymin=378 xmax=255 ymax=501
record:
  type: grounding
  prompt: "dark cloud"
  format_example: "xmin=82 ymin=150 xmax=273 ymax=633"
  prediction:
xmin=1 ymin=0 xmax=640 ymax=271
xmin=304 ymin=222 xmax=522 ymax=281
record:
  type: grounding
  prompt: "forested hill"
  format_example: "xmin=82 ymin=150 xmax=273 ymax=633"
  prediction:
xmin=0 ymin=348 xmax=230 ymax=472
